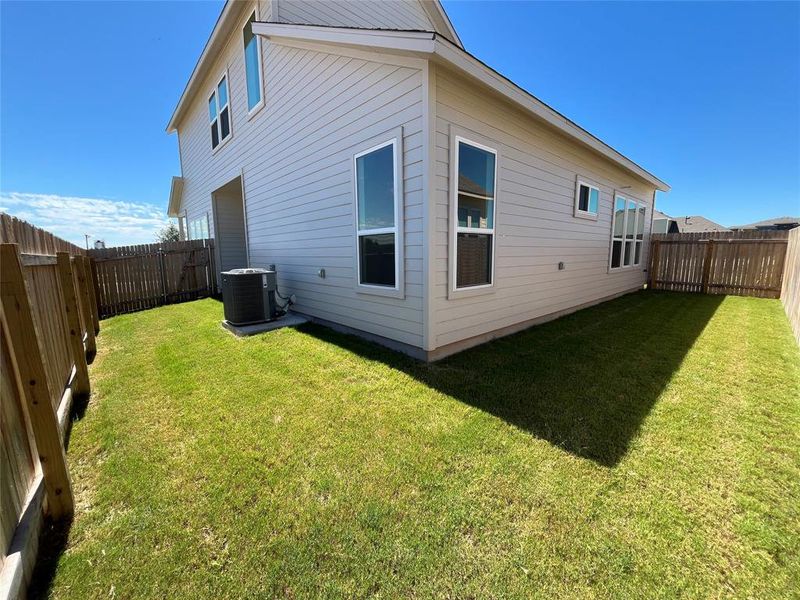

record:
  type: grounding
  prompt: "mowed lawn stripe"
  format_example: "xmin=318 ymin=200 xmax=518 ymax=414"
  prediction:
xmin=33 ymin=292 xmax=800 ymax=599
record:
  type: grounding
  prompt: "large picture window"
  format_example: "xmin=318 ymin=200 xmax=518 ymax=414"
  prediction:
xmin=209 ymin=74 xmax=231 ymax=150
xmin=610 ymin=194 xmax=645 ymax=269
xmin=354 ymin=140 xmax=398 ymax=289
xmin=189 ymin=215 xmax=209 ymax=240
xmin=454 ymin=138 xmax=497 ymax=289
xmin=242 ymin=12 xmax=263 ymax=113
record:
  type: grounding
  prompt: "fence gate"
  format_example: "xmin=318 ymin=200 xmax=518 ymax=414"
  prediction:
xmin=89 ymin=239 xmax=216 ymax=318
xmin=649 ymin=231 xmax=790 ymax=298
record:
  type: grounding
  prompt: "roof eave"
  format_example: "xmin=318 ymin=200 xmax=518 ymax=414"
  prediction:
xmin=166 ymin=0 xmax=249 ymax=134
xmin=431 ymin=37 xmax=670 ymax=192
xmin=167 ymin=176 xmax=184 ymax=217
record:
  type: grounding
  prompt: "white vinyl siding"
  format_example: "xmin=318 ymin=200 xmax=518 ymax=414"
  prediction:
xmin=277 ymin=0 xmax=434 ymax=32
xmin=431 ymin=64 xmax=657 ymax=349
xmin=177 ymin=18 xmax=425 ymax=347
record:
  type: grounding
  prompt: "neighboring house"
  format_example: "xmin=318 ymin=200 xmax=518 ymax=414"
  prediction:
xmin=652 ymin=212 xmax=729 ymax=234
xmin=652 ymin=210 xmax=679 ymax=234
xmin=730 ymin=216 xmax=800 ymax=232
xmin=165 ymin=0 xmax=669 ymax=360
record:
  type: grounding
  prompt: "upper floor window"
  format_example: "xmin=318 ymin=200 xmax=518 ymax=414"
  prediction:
xmin=574 ymin=179 xmax=599 ymax=218
xmin=242 ymin=12 xmax=263 ymax=112
xmin=209 ymin=74 xmax=231 ymax=150
xmin=610 ymin=194 xmax=646 ymax=269
xmin=455 ymin=138 xmax=497 ymax=289
xmin=354 ymin=139 xmax=398 ymax=289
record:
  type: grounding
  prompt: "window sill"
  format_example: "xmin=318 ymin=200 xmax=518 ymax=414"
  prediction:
xmin=212 ymin=133 xmax=232 ymax=155
xmin=246 ymin=100 xmax=265 ymax=121
xmin=608 ymin=264 xmax=644 ymax=273
xmin=573 ymin=209 xmax=598 ymax=221
xmin=447 ymin=283 xmax=496 ymax=301
xmin=356 ymin=284 xmax=404 ymax=300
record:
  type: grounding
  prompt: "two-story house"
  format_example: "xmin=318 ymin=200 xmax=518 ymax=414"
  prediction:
xmin=166 ymin=0 xmax=669 ymax=360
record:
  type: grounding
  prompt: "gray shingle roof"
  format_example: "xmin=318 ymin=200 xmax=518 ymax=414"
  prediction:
xmin=730 ymin=216 xmax=800 ymax=230
xmin=671 ymin=215 xmax=730 ymax=233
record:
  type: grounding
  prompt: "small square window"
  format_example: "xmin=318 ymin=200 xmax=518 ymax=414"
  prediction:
xmin=575 ymin=180 xmax=599 ymax=218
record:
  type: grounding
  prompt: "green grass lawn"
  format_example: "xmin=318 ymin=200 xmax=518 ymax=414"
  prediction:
xmin=34 ymin=292 xmax=799 ymax=598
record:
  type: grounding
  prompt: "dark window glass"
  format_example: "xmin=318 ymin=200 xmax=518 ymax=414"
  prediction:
xmin=457 ymin=233 xmax=492 ymax=287
xmin=634 ymin=241 xmax=642 ymax=265
xmin=588 ymin=187 xmax=598 ymax=213
xmin=220 ymin=107 xmax=230 ymax=140
xmin=356 ymin=144 xmax=395 ymax=230
xmin=359 ymin=233 xmax=395 ymax=286
xmin=458 ymin=142 xmax=495 ymax=198
xmin=623 ymin=240 xmax=633 ymax=266
xmin=611 ymin=240 xmax=622 ymax=268
xmin=578 ymin=185 xmax=589 ymax=212
xmin=211 ymin=122 xmax=219 ymax=148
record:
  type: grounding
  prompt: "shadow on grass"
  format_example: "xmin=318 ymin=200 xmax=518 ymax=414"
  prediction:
xmin=300 ymin=291 xmax=723 ymax=467
xmin=27 ymin=517 xmax=71 ymax=600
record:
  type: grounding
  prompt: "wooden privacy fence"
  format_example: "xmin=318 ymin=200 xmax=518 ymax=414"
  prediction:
xmin=649 ymin=231 xmax=790 ymax=298
xmin=1 ymin=213 xmax=85 ymax=256
xmin=781 ymin=227 xmax=800 ymax=344
xmin=89 ymin=239 xmax=216 ymax=318
xmin=0 ymin=241 xmax=99 ymax=598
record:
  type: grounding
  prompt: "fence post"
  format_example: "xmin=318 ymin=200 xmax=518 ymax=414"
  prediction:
xmin=0 ymin=244 xmax=74 ymax=519
xmin=73 ymin=256 xmax=97 ymax=357
xmin=56 ymin=253 xmax=91 ymax=399
xmin=701 ymin=240 xmax=715 ymax=294
xmin=159 ymin=248 xmax=168 ymax=306
xmin=649 ymin=239 xmax=661 ymax=289
xmin=87 ymin=257 xmax=101 ymax=334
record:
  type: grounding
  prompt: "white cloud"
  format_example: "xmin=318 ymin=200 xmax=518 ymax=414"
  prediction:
xmin=0 ymin=192 xmax=170 ymax=248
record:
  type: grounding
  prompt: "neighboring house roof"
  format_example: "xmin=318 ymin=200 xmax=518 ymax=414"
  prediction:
xmin=653 ymin=210 xmax=673 ymax=221
xmin=247 ymin=23 xmax=670 ymax=191
xmin=166 ymin=0 xmax=461 ymax=134
xmin=729 ymin=216 xmax=800 ymax=230
xmin=671 ymin=215 xmax=730 ymax=233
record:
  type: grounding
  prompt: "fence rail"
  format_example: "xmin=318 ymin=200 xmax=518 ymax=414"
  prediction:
xmin=1 ymin=242 xmax=98 ymax=598
xmin=89 ymin=239 xmax=216 ymax=318
xmin=649 ymin=231 xmax=790 ymax=299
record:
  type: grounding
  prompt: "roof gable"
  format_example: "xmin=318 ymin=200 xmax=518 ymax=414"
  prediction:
xmin=250 ymin=23 xmax=669 ymax=191
xmin=166 ymin=0 xmax=460 ymax=133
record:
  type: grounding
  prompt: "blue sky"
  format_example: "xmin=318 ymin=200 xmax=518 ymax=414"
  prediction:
xmin=1 ymin=1 xmax=797 ymax=246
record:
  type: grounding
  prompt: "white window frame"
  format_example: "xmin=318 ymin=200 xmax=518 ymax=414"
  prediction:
xmin=450 ymin=134 xmax=498 ymax=297
xmin=609 ymin=192 xmax=646 ymax=271
xmin=241 ymin=7 xmax=265 ymax=119
xmin=352 ymin=132 xmax=404 ymax=298
xmin=574 ymin=176 xmax=600 ymax=220
xmin=209 ymin=70 xmax=232 ymax=152
xmin=189 ymin=214 xmax=210 ymax=240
